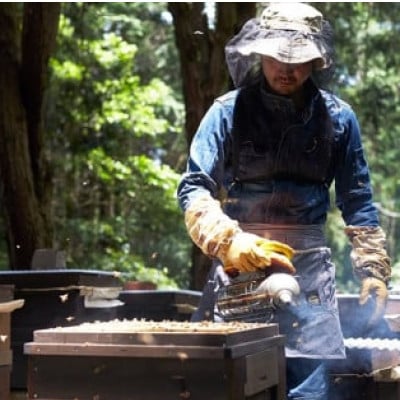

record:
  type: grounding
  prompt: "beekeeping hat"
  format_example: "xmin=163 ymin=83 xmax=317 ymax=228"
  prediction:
xmin=225 ymin=2 xmax=334 ymax=87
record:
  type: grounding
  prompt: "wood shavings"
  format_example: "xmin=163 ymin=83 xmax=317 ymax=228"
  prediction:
xmin=45 ymin=318 xmax=268 ymax=334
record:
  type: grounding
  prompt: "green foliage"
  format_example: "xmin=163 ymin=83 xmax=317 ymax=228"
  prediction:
xmin=46 ymin=3 xmax=191 ymax=288
xmin=317 ymin=2 xmax=400 ymax=289
xmin=8 ymin=2 xmax=399 ymax=292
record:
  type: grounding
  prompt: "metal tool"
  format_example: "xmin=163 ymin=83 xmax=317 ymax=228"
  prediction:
xmin=216 ymin=272 xmax=300 ymax=322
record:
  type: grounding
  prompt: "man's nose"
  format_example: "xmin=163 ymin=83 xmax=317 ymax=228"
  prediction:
xmin=280 ymin=63 xmax=295 ymax=73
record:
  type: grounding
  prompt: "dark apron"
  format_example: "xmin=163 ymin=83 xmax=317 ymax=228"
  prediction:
xmin=191 ymin=224 xmax=346 ymax=359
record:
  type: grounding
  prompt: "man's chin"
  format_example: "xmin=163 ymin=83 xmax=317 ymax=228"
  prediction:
xmin=275 ymin=87 xmax=295 ymax=96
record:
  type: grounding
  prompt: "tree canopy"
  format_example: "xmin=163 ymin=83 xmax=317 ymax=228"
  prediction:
xmin=1 ymin=2 xmax=400 ymax=292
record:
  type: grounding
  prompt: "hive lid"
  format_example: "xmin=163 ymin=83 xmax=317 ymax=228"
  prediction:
xmin=28 ymin=318 xmax=280 ymax=348
xmin=0 ymin=269 xmax=122 ymax=289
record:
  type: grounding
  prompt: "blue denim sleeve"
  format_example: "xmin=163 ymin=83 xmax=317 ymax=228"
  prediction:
xmin=177 ymin=92 xmax=236 ymax=212
xmin=333 ymin=105 xmax=379 ymax=226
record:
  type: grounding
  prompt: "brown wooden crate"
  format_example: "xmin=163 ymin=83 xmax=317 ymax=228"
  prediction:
xmin=26 ymin=320 xmax=286 ymax=399
xmin=27 ymin=336 xmax=286 ymax=400
xmin=0 ymin=313 xmax=10 ymax=335
xmin=0 ymin=313 xmax=10 ymax=351
xmin=0 ymin=365 xmax=11 ymax=400
xmin=0 ymin=350 xmax=12 ymax=366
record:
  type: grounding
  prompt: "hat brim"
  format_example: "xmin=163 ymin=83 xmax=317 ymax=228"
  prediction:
xmin=238 ymin=37 xmax=328 ymax=70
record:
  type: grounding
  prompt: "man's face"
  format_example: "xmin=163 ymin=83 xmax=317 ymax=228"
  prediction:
xmin=261 ymin=56 xmax=313 ymax=95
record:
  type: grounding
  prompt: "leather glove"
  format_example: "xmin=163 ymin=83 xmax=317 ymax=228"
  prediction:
xmin=345 ymin=225 xmax=391 ymax=283
xmin=185 ymin=195 xmax=296 ymax=276
xmin=359 ymin=277 xmax=388 ymax=326
xmin=223 ymin=232 xmax=295 ymax=276
xmin=345 ymin=226 xmax=391 ymax=326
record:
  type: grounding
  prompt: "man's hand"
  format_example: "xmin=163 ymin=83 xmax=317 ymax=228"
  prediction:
xmin=359 ymin=277 xmax=388 ymax=327
xmin=345 ymin=226 xmax=391 ymax=327
xmin=223 ymin=232 xmax=296 ymax=276
xmin=184 ymin=195 xmax=295 ymax=277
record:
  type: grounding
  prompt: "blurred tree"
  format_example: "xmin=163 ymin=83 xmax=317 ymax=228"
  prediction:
xmin=1 ymin=2 xmax=400 ymax=293
xmin=46 ymin=3 xmax=189 ymax=288
xmin=168 ymin=2 xmax=257 ymax=290
xmin=0 ymin=3 xmax=60 ymax=268
xmin=317 ymin=3 xmax=400 ymax=290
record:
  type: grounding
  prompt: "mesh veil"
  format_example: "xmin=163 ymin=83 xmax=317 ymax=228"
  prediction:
xmin=225 ymin=17 xmax=336 ymax=88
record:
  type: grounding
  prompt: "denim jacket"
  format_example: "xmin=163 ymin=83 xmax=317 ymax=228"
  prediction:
xmin=177 ymin=79 xmax=378 ymax=228
xmin=177 ymin=79 xmax=376 ymax=359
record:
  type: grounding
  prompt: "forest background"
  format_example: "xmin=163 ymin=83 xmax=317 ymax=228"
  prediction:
xmin=1 ymin=2 xmax=400 ymax=293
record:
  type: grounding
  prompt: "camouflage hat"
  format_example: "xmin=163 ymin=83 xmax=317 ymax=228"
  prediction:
xmin=238 ymin=35 xmax=326 ymax=69
xmin=261 ymin=3 xmax=322 ymax=34
xmin=225 ymin=3 xmax=334 ymax=87
xmin=237 ymin=3 xmax=328 ymax=69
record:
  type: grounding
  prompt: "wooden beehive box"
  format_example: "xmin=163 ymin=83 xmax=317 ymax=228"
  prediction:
xmin=0 ymin=285 xmax=24 ymax=400
xmin=25 ymin=319 xmax=286 ymax=400
xmin=0 ymin=269 xmax=123 ymax=389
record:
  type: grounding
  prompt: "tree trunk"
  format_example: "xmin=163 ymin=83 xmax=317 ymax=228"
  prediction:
xmin=0 ymin=3 xmax=60 ymax=269
xmin=169 ymin=2 xmax=256 ymax=290
xmin=21 ymin=4 xmax=60 ymax=226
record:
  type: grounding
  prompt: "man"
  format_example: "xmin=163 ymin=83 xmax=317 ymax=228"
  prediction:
xmin=177 ymin=3 xmax=391 ymax=399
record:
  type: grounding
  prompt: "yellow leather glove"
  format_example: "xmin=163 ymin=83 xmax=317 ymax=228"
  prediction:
xmin=359 ymin=277 xmax=388 ymax=326
xmin=223 ymin=232 xmax=295 ymax=276
xmin=184 ymin=195 xmax=295 ymax=276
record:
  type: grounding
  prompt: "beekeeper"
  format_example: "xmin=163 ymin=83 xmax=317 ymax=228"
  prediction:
xmin=177 ymin=3 xmax=391 ymax=399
